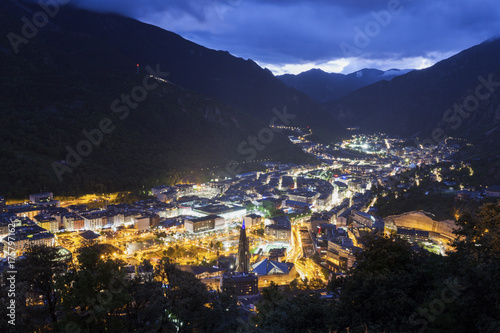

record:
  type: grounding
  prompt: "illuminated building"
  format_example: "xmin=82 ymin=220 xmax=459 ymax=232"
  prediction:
xmin=220 ymin=271 xmax=259 ymax=297
xmin=235 ymin=221 xmax=250 ymax=272
xmin=184 ymin=215 xmax=225 ymax=233
xmin=221 ymin=220 xmax=259 ymax=296
xmin=265 ymin=216 xmax=291 ymax=242
xmin=251 ymin=258 xmax=296 ymax=287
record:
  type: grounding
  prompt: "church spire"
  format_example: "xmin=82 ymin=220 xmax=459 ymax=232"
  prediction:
xmin=235 ymin=220 xmax=250 ymax=272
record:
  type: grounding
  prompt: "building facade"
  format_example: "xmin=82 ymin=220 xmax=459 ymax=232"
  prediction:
xmin=184 ymin=215 xmax=225 ymax=233
xmin=220 ymin=272 xmax=259 ymax=297
xmin=265 ymin=215 xmax=291 ymax=242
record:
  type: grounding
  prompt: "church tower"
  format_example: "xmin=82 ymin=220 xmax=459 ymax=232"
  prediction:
xmin=235 ymin=220 xmax=250 ymax=272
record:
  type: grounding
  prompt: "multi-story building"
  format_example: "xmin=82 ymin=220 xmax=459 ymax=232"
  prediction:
xmin=314 ymin=223 xmax=339 ymax=257
xmin=287 ymin=190 xmax=320 ymax=205
xmin=3 ymin=223 xmax=55 ymax=255
xmin=0 ymin=214 xmax=24 ymax=237
xmin=325 ymin=240 xmax=357 ymax=273
xmin=336 ymin=209 xmax=352 ymax=227
xmin=74 ymin=215 xmax=85 ymax=230
xmin=243 ymin=214 xmax=262 ymax=228
xmin=29 ymin=192 xmax=53 ymax=203
xmin=82 ymin=211 xmax=108 ymax=230
xmin=6 ymin=232 xmax=55 ymax=254
xmin=151 ymin=185 xmax=170 ymax=197
xmin=284 ymin=200 xmax=312 ymax=213
xmin=316 ymin=193 xmax=332 ymax=208
xmin=106 ymin=212 xmax=125 ymax=228
xmin=193 ymin=204 xmax=247 ymax=220
xmin=29 ymin=192 xmax=60 ymax=207
xmin=134 ymin=216 xmax=150 ymax=231
xmin=8 ymin=205 xmax=43 ymax=220
xmin=330 ymin=200 xmax=349 ymax=224
xmin=62 ymin=213 xmax=76 ymax=231
xmin=309 ymin=212 xmax=333 ymax=233
xmin=265 ymin=215 xmax=291 ymax=242
xmin=220 ymin=272 xmax=259 ymax=297
xmin=34 ymin=214 xmax=59 ymax=233
xmin=184 ymin=215 xmax=225 ymax=233
xmin=351 ymin=211 xmax=375 ymax=228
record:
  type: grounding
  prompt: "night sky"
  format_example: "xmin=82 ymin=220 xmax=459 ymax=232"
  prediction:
xmin=70 ymin=0 xmax=500 ymax=74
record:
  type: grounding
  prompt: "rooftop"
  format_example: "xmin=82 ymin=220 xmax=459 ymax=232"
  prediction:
xmin=194 ymin=204 xmax=245 ymax=215
xmin=188 ymin=215 xmax=220 ymax=223
xmin=252 ymin=258 xmax=291 ymax=275
xmin=79 ymin=230 xmax=101 ymax=240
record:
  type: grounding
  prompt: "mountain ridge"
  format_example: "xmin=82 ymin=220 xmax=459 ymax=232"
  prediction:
xmin=326 ymin=37 xmax=500 ymax=159
xmin=0 ymin=1 xmax=339 ymax=197
xmin=278 ymin=68 xmax=412 ymax=102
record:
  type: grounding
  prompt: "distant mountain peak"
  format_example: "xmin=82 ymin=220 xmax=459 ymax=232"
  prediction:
xmin=325 ymin=36 xmax=500 ymax=161
xmin=278 ymin=67 xmax=411 ymax=102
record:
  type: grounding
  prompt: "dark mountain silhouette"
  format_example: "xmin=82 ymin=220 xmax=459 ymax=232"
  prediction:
xmin=0 ymin=0 xmax=342 ymax=197
xmin=278 ymin=68 xmax=412 ymax=102
xmin=325 ymin=38 xmax=500 ymax=159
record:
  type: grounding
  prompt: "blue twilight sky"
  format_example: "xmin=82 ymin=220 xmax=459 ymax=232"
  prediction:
xmin=70 ymin=0 xmax=500 ymax=75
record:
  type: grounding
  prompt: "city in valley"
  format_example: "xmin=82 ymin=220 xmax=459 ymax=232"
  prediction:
xmin=3 ymin=1 xmax=500 ymax=331
xmin=2 ymin=130 xmax=495 ymax=297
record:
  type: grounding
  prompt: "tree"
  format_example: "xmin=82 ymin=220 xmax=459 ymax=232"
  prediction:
xmin=16 ymin=245 xmax=66 ymax=328
xmin=124 ymin=269 xmax=165 ymax=331
xmin=154 ymin=257 xmax=238 ymax=332
xmin=253 ymin=227 xmax=265 ymax=237
xmin=329 ymin=234 xmax=444 ymax=332
xmin=446 ymin=202 xmax=500 ymax=332
xmin=58 ymin=246 xmax=131 ymax=332
xmin=254 ymin=282 xmax=286 ymax=326
xmin=0 ymin=245 xmax=66 ymax=331
xmin=141 ymin=259 xmax=153 ymax=273
xmin=254 ymin=284 xmax=334 ymax=333
xmin=452 ymin=202 xmax=500 ymax=263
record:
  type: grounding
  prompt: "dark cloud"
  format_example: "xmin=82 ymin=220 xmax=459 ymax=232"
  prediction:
xmin=67 ymin=0 xmax=500 ymax=73
xmin=70 ymin=0 xmax=208 ymax=20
